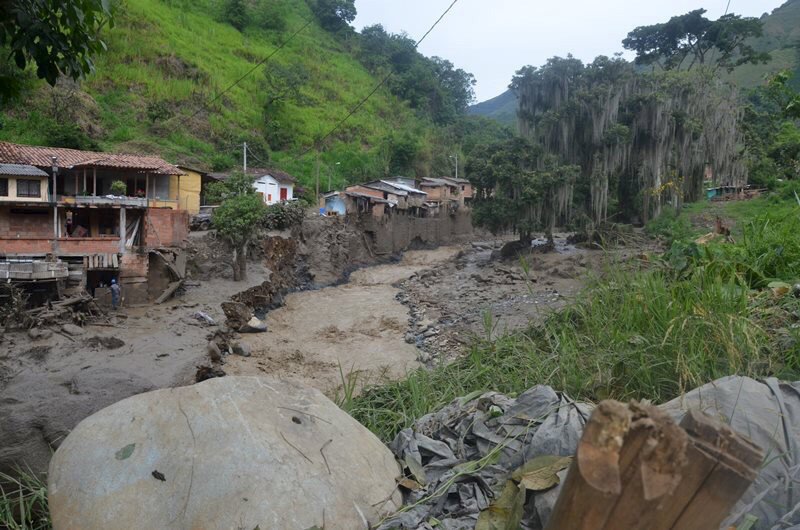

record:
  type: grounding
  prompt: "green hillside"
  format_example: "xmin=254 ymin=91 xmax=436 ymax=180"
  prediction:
xmin=467 ymin=89 xmax=517 ymax=127
xmin=727 ymin=0 xmax=800 ymax=88
xmin=0 ymin=0 xmax=477 ymax=189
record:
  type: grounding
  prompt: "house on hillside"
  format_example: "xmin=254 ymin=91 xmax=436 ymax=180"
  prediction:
xmin=323 ymin=191 xmax=388 ymax=218
xmin=361 ymin=180 xmax=427 ymax=211
xmin=206 ymin=167 xmax=297 ymax=206
xmin=0 ymin=141 xmax=190 ymax=305
xmin=441 ymin=177 xmax=473 ymax=204
xmin=419 ymin=178 xmax=459 ymax=204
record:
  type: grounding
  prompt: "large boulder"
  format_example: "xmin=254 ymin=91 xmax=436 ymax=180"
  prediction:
xmin=48 ymin=376 xmax=402 ymax=530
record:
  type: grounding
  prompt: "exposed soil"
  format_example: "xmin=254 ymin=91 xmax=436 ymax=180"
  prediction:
xmin=226 ymin=235 xmax=603 ymax=395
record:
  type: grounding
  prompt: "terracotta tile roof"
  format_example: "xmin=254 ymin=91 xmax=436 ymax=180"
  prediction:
xmin=0 ymin=142 xmax=184 ymax=175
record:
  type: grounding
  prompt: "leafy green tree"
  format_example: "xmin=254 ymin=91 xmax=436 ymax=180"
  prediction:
xmin=0 ymin=0 xmax=114 ymax=97
xmin=212 ymin=171 xmax=265 ymax=281
xmin=223 ymin=0 xmax=248 ymax=31
xmin=311 ymin=0 xmax=356 ymax=32
xmin=468 ymin=138 xmax=579 ymax=244
xmin=623 ymin=9 xmax=770 ymax=72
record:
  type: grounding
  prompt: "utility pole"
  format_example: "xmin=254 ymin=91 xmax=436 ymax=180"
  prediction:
xmin=51 ymin=156 xmax=58 ymax=238
xmin=243 ymin=142 xmax=247 ymax=174
xmin=329 ymin=162 xmax=340 ymax=192
xmin=450 ymin=154 xmax=459 ymax=179
xmin=315 ymin=149 xmax=320 ymax=200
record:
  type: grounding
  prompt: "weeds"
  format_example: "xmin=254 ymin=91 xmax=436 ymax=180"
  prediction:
xmin=0 ymin=471 xmax=51 ymax=530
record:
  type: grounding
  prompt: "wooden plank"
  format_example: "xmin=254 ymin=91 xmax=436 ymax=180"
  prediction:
xmin=545 ymin=401 xmax=632 ymax=530
xmin=599 ymin=404 xmax=688 ymax=530
xmin=155 ymin=280 xmax=183 ymax=304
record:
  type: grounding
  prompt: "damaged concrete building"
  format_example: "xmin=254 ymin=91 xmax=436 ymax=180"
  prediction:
xmin=0 ymin=142 xmax=189 ymax=306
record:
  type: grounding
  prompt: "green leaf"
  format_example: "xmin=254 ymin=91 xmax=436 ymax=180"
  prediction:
xmin=475 ymin=481 xmax=526 ymax=530
xmin=404 ymin=455 xmax=427 ymax=486
xmin=115 ymin=443 xmax=136 ymax=461
xmin=511 ymin=455 xmax=572 ymax=492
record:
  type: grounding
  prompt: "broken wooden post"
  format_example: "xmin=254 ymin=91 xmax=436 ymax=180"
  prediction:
xmin=544 ymin=402 xmax=763 ymax=530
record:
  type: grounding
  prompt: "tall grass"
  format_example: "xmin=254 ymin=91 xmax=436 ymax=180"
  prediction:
xmin=0 ymin=471 xmax=51 ymax=530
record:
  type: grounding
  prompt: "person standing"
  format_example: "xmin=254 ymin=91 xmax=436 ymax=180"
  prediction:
xmin=110 ymin=278 xmax=121 ymax=310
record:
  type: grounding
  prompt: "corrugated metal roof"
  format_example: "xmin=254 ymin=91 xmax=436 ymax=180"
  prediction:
xmin=0 ymin=163 xmax=48 ymax=177
xmin=206 ymin=167 xmax=297 ymax=184
xmin=0 ymin=142 xmax=184 ymax=176
xmin=379 ymin=180 xmax=427 ymax=195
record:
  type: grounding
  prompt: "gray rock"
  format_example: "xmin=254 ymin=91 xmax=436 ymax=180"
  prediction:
xmin=239 ymin=316 xmax=268 ymax=333
xmin=28 ymin=328 xmax=53 ymax=341
xmin=232 ymin=341 xmax=251 ymax=357
xmin=405 ymin=332 xmax=416 ymax=344
xmin=61 ymin=324 xmax=86 ymax=337
xmin=48 ymin=377 xmax=402 ymax=530
xmin=206 ymin=341 xmax=222 ymax=362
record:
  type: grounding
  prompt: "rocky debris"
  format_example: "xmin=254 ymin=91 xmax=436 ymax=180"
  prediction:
xmin=195 ymin=365 xmax=225 ymax=382
xmin=191 ymin=311 xmax=216 ymax=326
xmin=48 ymin=377 xmax=403 ymax=530
xmin=221 ymin=301 xmax=253 ymax=330
xmin=206 ymin=341 xmax=222 ymax=363
xmin=239 ymin=316 xmax=267 ymax=333
xmin=27 ymin=328 xmax=53 ymax=341
xmin=232 ymin=340 xmax=251 ymax=357
xmin=84 ymin=336 xmax=125 ymax=350
xmin=61 ymin=323 xmax=86 ymax=337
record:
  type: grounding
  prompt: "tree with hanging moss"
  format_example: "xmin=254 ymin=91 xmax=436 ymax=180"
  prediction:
xmin=468 ymin=137 xmax=579 ymax=245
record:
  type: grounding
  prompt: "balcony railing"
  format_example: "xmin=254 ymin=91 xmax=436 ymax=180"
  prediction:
xmin=57 ymin=196 xmax=178 ymax=208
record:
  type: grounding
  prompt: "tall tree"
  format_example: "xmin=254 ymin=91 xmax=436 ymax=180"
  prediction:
xmin=468 ymin=137 xmax=579 ymax=245
xmin=212 ymin=172 xmax=265 ymax=281
xmin=623 ymin=9 xmax=771 ymax=72
xmin=0 ymin=0 xmax=114 ymax=97
xmin=311 ymin=0 xmax=356 ymax=32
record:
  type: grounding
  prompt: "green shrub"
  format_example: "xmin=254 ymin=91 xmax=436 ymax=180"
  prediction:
xmin=109 ymin=180 xmax=127 ymax=195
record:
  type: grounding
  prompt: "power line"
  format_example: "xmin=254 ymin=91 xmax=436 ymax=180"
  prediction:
xmin=296 ymin=0 xmax=462 ymax=159
xmin=181 ymin=18 xmax=313 ymax=124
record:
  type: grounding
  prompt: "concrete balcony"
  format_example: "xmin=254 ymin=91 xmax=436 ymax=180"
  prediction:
xmin=57 ymin=196 xmax=178 ymax=209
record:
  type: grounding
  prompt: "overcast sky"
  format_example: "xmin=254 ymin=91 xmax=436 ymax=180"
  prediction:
xmin=353 ymin=0 xmax=786 ymax=102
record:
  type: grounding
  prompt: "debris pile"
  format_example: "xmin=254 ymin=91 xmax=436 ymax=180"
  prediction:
xmin=379 ymin=376 xmax=800 ymax=530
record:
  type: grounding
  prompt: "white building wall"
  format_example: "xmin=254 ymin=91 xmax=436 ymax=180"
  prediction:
xmin=252 ymin=175 xmax=294 ymax=205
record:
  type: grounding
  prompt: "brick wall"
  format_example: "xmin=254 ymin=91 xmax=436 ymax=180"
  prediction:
xmin=57 ymin=238 xmax=120 ymax=255
xmin=145 ymin=209 xmax=188 ymax=247
xmin=0 ymin=205 xmax=53 ymax=238
xmin=120 ymin=253 xmax=148 ymax=278
xmin=0 ymin=238 xmax=53 ymax=255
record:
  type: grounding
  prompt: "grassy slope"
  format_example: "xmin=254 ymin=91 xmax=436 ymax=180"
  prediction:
xmin=0 ymin=0 xmax=429 ymax=188
xmin=727 ymin=0 xmax=800 ymax=88
xmin=467 ymin=89 xmax=517 ymax=127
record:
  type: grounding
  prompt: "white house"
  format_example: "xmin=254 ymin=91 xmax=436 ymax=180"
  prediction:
xmin=250 ymin=168 xmax=296 ymax=205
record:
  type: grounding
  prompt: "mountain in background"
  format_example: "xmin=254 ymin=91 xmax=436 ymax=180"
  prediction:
xmin=471 ymin=0 xmax=800 ymax=127
xmin=467 ymin=89 xmax=517 ymax=128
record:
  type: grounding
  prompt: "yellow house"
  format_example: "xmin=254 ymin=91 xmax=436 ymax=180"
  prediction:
xmin=171 ymin=166 xmax=203 ymax=214
xmin=0 ymin=163 xmax=50 ymax=203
